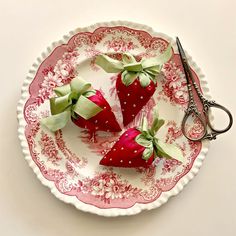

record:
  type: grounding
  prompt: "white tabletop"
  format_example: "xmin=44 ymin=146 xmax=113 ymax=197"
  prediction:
xmin=0 ymin=0 xmax=236 ymax=235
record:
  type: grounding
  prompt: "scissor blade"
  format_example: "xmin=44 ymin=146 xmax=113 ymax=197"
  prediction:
xmin=176 ymin=37 xmax=191 ymax=83
xmin=176 ymin=37 xmax=187 ymax=60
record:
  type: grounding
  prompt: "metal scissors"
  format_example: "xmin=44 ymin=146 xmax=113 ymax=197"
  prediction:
xmin=176 ymin=37 xmax=233 ymax=141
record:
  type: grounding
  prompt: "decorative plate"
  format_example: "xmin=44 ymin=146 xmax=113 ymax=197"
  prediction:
xmin=17 ymin=21 xmax=210 ymax=216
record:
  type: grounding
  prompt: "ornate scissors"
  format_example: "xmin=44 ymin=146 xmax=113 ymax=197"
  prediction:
xmin=176 ymin=37 xmax=233 ymax=141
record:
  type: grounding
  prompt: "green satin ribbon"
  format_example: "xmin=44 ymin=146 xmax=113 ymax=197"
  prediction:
xmin=95 ymin=44 xmax=172 ymax=87
xmin=41 ymin=77 xmax=103 ymax=132
xmin=135 ymin=109 xmax=184 ymax=162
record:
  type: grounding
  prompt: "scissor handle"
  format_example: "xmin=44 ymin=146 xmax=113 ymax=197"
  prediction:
xmin=181 ymin=106 xmax=208 ymax=142
xmin=204 ymin=100 xmax=233 ymax=134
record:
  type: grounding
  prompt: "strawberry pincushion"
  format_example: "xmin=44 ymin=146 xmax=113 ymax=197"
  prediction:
xmin=41 ymin=76 xmax=121 ymax=135
xmin=95 ymin=45 xmax=172 ymax=126
xmin=72 ymin=90 xmax=121 ymax=133
xmin=116 ymin=73 xmax=156 ymax=125
xmin=100 ymin=128 xmax=154 ymax=168
xmin=100 ymin=110 xmax=184 ymax=168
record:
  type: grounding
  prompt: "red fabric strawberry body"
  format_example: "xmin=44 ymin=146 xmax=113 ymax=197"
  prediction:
xmin=72 ymin=90 xmax=121 ymax=133
xmin=100 ymin=128 xmax=154 ymax=168
xmin=116 ymin=73 xmax=156 ymax=126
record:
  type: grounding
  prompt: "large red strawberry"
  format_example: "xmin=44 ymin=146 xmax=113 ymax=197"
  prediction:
xmin=41 ymin=77 xmax=121 ymax=137
xmin=95 ymin=45 xmax=172 ymax=126
xmin=100 ymin=111 xmax=184 ymax=168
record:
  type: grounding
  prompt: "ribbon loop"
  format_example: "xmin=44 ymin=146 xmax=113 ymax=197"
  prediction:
xmin=70 ymin=76 xmax=92 ymax=95
xmin=54 ymin=84 xmax=71 ymax=96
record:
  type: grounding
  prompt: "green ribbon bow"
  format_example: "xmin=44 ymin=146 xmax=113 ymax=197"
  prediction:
xmin=41 ymin=77 xmax=103 ymax=132
xmin=95 ymin=44 xmax=172 ymax=87
xmin=135 ymin=109 xmax=184 ymax=162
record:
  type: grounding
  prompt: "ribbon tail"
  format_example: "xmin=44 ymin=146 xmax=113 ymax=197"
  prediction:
xmin=154 ymin=138 xmax=184 ymax=163
xmin=41 ymin=111 xmax=71 ymax=132
xmin=154 ymin=44 xmax=172 ymax=65
xmin=95 ymin=54 xmax=124 ymax=73
xmin=150 ymin=109 xmax=165 ymax=135
xmin=141 ymin=44 xmax=172 ymax=69
xmin=73 ymin=95 xmax=103 ymax=120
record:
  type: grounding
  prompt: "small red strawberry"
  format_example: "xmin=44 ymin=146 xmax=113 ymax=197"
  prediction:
xmin=95 ymin=45 xmax=172 ymax=126
xmin=100 ymin=110 xmax=184 ymax=168
xmin=41 ymin=77 xmax=121 ymax=137
xmin=72 ymin=90 xmax=121 ymax=133
xmin=100 ymin=128 xmax=154 ymax=168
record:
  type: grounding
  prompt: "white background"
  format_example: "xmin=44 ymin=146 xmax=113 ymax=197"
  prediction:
xmin=0 ymin=0 xmax=236 ymax=235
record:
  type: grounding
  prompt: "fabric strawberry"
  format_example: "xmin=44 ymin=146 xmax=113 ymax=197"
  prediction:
xmin=41 ymin=77 xmax=121 ymax=138
xmin=95 ymin=45 xmax=172 ymax=126
xmin=72 ymin=90 xmax=121 ymax=133
xmin=100 ymin=110 xmax=184 ymax=168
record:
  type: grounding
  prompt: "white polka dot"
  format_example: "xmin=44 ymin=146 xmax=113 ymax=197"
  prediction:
xmin=134 ymin=82 xmax=138 ymax=86
xmin=95 ymin=127 xmax=99 ymax=130
xmin=133 ymin=104 xmax=136 ymax=107
xmin=123 ymin=101 xmax=127 ymax=105
xmin=107 ymin=129 xmax=110 ymax=132
xmin=121 ymin=147 xmax=124 ymax=150
xmin=120 ymin=160 xmax=123 ymax=163
xmin=105 ymin=120 xmax=108 ymax=124
xmin=134 ymin=150 xmax=137 ymax=153
xmin=140 ymin=96 xmax=143 ymax=99
xmin=103 ymin=106 xmax=107 ymax=109
xmin=117 ymin=90 xmax=120 ymax=93
xmin=125 ymin=133 xmax=128 ymax=136
xmin=132 ymin=114 xmax=135 ymax=117
xmin=95 ymin=120 xmax=98 ymax=123
xmin=110 ymin=158 xmax=112 ymax=161
xmin=113 ymin=148 xmax=116 ymax=151
xmin=129 ymin=161 xmax=132 ymax=164
xmin=127 ymin=93 xmax=130 ymax=96
xmin=84 ymin=125 xmax=87 ymax=129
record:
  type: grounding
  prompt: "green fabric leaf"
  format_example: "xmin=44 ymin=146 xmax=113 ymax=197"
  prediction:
xmin=121 ymin=71 xmax=138 ymax=86
xmin=123 ymin=62 xmax=143 ymax=72
xmin=155 ymin=139 xmax=184 ymax=163
xmin=135 ymin=134 xmax=153 ymax=147
xmin=139 ymin=72 xmax=151 ymax=87
xmin=95 ymin=54 xmax=124 ymax=73
xmin=41 ymin=111 xmax=71 ymax=132
xmin=142 ymin=146 xmax=154 ymax=160
xmin=73 ymin=95 xmax=103 ymax=120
